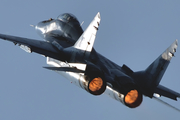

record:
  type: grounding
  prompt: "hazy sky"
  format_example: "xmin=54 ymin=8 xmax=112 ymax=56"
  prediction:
xmin=0 ymin=0 xmax=180 ymax=120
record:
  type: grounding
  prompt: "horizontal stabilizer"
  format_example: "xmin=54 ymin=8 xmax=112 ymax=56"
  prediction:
xmin=154 ymin=85 xmax=180 ymax=100
xmin=43 ymin=66 xmax=85 ymax=73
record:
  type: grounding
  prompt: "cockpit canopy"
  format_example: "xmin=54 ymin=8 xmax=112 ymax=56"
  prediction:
xmin=57 ymin=13 xmax=79 ymax=24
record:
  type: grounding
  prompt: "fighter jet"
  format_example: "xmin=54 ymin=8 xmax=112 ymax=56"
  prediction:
xmin=0 ymin=12 xmax=179 ymax=109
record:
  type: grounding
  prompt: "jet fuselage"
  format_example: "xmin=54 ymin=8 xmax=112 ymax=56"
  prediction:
xmin=0 ymin=13 xmax=178 ymax=109
xmin=35 ymin=13 xmax=143 ymax=108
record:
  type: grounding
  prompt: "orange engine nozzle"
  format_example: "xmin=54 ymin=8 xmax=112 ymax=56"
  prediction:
xmin=124 ymin=89 xmax=142 ymax=108
xmin=89 ymin=77 xmax=103 ymax=92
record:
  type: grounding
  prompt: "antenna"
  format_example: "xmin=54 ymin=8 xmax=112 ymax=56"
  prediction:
xmin=80 ymin=21 xmax=84 ymax=26
xmin=30 ymin=24 xmax=35 ymax=27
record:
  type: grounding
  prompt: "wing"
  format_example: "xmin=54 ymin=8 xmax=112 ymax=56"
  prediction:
xmin=0 ymin=33 xmax=63 ymax=61
xmin=154 ymin=84 xmax=180 ymax=100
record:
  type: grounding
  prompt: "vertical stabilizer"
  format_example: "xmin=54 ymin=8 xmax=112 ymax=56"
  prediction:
xmin=70 ymin=12 xmax=100 ymax=62
xmin=145 ymin=40 xmax=178 ymax=87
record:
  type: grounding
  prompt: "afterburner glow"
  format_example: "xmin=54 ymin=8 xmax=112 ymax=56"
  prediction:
xmin=125 ymin=89 xmax=138 ymax=104
xmin=89 ymin=77 xmax=103 ymax=92
xmin=124 ymin=89 xmax=142 ymax=108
